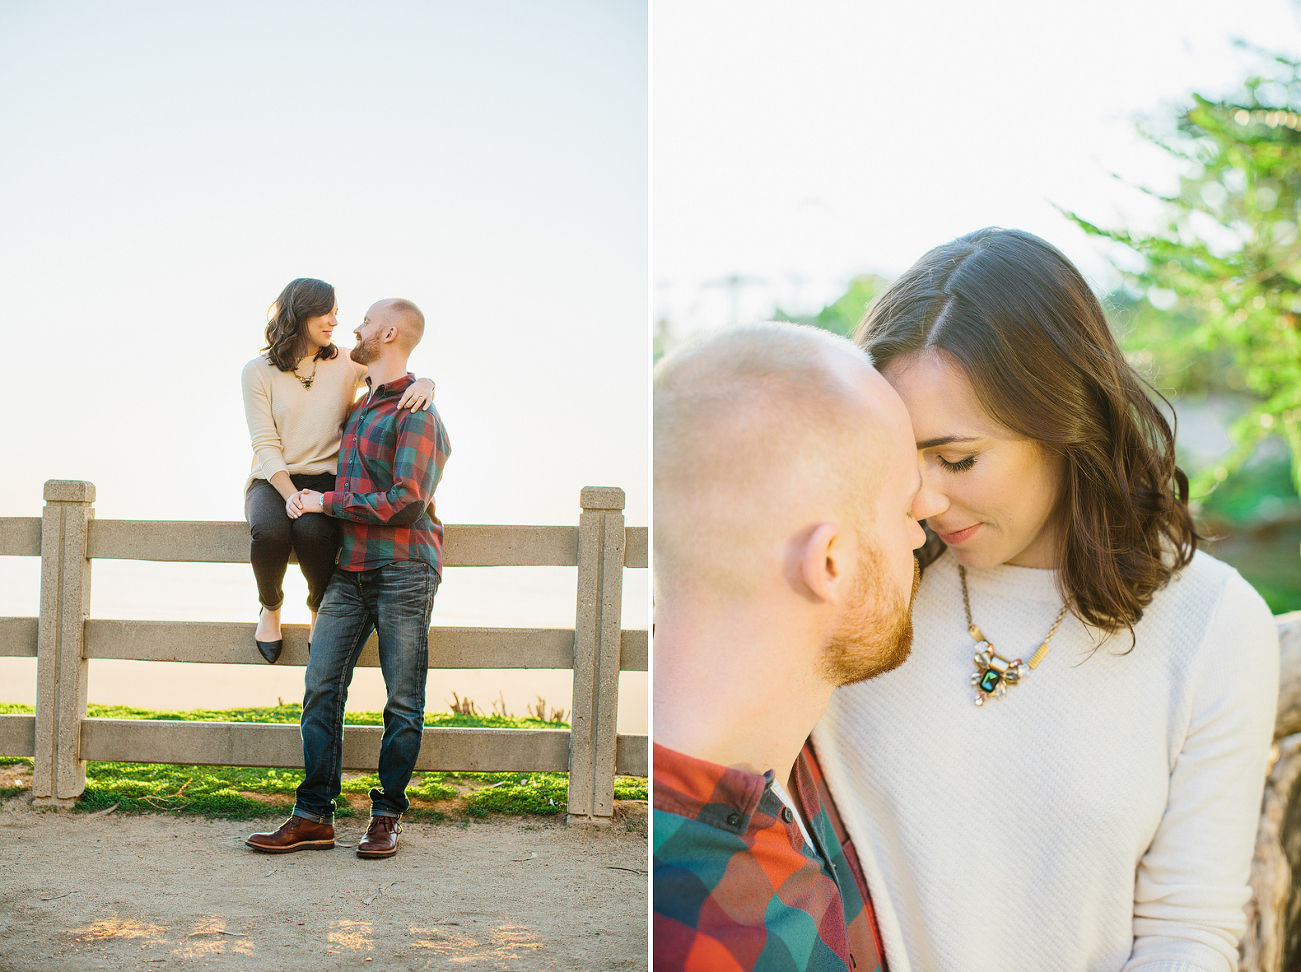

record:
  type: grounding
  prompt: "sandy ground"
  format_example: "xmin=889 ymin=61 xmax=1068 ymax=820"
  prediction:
xmin=0 ymin=797 xmax=648 ymax=972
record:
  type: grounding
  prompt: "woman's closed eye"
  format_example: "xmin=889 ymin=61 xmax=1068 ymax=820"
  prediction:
xmin=938 ymin=455 xmax=977 ymax=472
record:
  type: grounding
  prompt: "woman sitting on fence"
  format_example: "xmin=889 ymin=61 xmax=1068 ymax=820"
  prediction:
xmin=240 ymin=277 xmax=434 ymax=663
xmin=811 ymin=227 xmax=1279 ymax=972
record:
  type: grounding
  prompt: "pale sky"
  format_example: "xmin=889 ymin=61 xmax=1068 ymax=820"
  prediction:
xmin=655 ymin=0 xmax=1301 ymax=337
xmin=0 ymin=1 xmax=648 ymax=727
xmin=1 ymin=1 xmax=648 ymax=527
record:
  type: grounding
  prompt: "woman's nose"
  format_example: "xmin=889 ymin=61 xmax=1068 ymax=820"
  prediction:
xmin=911 ymin=462 xmax=948 ymax=524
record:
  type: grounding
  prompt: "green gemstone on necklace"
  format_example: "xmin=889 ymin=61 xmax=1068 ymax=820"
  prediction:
xmin=979 ymin=669 xmax=1002 ymax=694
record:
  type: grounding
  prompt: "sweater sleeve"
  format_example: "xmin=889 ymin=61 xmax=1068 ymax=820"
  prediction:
xmin=1123 ymin=572 xmax=1279 ymax=972
xmin=240 ymin=358 xmax=290 ymax=482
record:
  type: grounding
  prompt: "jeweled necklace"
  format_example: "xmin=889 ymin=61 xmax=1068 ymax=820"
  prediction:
xmin=291 ymin=357 xmax=318 ymax=389
xmin=960 ymin=565 xmax=1069 ymax=707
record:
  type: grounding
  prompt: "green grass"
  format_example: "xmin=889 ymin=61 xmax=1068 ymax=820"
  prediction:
xmin=0 ymin=703 xmax=647 ymax=819
xmin=77 ymin=701 xmax=568 ymax=730
xmin=614 ymin=776 xmax=647 ymax=800
xmin=446 ymin=774 xmax=649 ymax=816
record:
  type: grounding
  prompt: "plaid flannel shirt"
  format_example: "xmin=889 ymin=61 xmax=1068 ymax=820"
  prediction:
xmin=322 ymin=373 xmax=451 ymax=574
xmin=653 ymin=742 xmax=885 ymax=972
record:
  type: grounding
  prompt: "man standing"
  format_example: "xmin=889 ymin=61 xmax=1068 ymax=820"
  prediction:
xmin=246 ymin=297 xmax=450 ymax=860
xmin=652 ymin=322 xmax=939 ymax=971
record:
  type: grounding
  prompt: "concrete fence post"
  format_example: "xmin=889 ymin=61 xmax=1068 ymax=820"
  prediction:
xmin=567 ymin=486 xmax=626 ymax=825
xmin=32 ymin=480 xmax=95 ymax=806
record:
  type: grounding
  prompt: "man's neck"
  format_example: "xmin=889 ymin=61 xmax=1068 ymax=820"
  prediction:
xmin=365 ymin=355 xmax=409 ymax=390
xmin=652 ymin=605 xmax=834 ymax=789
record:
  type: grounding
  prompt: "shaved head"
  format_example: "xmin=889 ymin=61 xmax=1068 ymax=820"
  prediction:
xmin=370 ymin=298 xmax=426 ymax=353
xmin=654 ymin=322 xmax=908 ymax=602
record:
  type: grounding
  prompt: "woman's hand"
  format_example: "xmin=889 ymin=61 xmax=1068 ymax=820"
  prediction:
xmin=285 ymin=491 xmax=305 ymax=520
xmin=399 ymin=377 xmax=435 ymax=411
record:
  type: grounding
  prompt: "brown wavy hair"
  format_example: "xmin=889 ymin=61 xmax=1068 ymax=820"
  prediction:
xmin=857 ymin=227 xmax=1198 ymax=635
xmin=262 ymin=278 xmax=340 ymax=372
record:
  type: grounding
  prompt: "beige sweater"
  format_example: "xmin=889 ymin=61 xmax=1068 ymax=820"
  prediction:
xmin=240 ymin=351 xmax=367 ymax=491
xmin=813 ymin=550 xmax=1278 ymax=972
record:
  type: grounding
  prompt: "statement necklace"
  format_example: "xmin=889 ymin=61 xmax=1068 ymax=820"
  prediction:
xmin=291 ymin=357 xmax=318 ymax=390
xmin=961 ymin=565 xmax=1069 ymax=707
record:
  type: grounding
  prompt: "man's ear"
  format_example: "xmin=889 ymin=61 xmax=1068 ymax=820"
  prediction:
xmin=794 ymin=521 xmax=850 ymax=606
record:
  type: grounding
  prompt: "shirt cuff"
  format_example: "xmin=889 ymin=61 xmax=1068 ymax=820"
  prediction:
xmin=321 ymin=490 xmax=344 ymax=516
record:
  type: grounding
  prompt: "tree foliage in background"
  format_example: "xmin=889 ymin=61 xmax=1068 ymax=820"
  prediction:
xmin=653 ymin=273 xmax=888 ymax=363
xmin=773 ymin=274 xmax=888 ymax=336
xmin=1069 ymin=48 xmax=1301 ymax=497
xmin=654 ymin=315 xmax=672 ymax=363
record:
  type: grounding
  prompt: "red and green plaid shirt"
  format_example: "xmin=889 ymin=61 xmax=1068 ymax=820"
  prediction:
xmin=653 ymin=742 xmax=885 ymax=972
xmin=322 ymin=373 xmax=451 ymax=574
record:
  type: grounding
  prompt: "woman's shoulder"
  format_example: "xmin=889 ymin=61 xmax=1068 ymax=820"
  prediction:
xmin=1163 ymin=549 xmax=1271 ymax=616
xmin=241 ymin=354 xmax=278 ymax=384
xmin=1156 ymin=549 xmax=1278 ymax=662
xmin=242 ymin=353 xmax=280 ymax=374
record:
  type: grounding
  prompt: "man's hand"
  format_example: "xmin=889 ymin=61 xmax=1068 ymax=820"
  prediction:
xmin=296 ymin=489 xmax=326 ymax=516
xmin=285 ymin=490 xmax=324 ymax=519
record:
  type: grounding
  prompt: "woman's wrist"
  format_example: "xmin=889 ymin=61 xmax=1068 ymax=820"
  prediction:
xmin=268 ymin=471 xmax=297 ymax=501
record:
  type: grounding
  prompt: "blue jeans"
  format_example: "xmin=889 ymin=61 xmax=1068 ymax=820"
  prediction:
xmin=293 ymin=562 xmax=439 ymax=823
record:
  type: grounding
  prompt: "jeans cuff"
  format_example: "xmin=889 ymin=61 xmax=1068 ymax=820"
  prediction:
xmin=370 ymin=809 xmax=401 ymax=819
xmin=292 ymin=806 xmax=333 ymax=825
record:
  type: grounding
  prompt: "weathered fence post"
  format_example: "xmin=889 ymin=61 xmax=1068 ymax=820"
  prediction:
xmin=567 ymin=486 xmax=626 ymax=825
xmin=31 ymin=480 xmax=94 ymax=806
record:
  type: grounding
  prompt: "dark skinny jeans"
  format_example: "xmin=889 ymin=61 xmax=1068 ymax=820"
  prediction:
xmin=244 ymin=472 xmax=339 ymax=613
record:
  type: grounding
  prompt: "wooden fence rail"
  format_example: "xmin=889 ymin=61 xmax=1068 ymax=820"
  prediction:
xmin=0 ymin=480 xmax=648 ymax=825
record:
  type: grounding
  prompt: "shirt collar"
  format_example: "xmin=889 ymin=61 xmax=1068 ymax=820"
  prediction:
xmin=652 ymin=742 xmax=772 ymax=824
xmin=364 ymin=372 xmax=416 ymax=400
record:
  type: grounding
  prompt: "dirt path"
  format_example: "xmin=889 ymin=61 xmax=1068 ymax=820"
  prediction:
xmin=0 ymin=797 xmax=648 ymax=972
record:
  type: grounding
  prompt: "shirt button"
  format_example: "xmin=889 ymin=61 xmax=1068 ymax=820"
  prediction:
xmin=725 ymin=812 xmax=741 ymax=827
xmin=781 ymin=807 xmax=794 ymax=823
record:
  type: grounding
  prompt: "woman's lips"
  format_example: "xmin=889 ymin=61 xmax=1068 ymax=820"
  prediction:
xmin=936 ymin=523 xmax=981 ymax=545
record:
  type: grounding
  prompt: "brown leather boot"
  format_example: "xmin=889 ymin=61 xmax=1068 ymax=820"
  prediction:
xmin=245 ymin=816 xmax=335 ymax=853
xmin=356 ymin=815 xmax=402 ymax=858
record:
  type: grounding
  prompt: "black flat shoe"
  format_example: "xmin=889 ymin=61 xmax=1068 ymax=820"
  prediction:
xmin=256 ymin=639 xmax=283 ymax=664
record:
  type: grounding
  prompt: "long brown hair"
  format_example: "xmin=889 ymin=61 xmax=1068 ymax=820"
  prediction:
xmin=857 ymin=227 xmax=1198 ymax=635
xmin=262 ymin=278 xmax=339 ymax=372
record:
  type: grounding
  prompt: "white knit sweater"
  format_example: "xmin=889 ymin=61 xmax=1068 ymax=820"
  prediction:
xmin=813 ymin=550 xmax=1278 ymax=972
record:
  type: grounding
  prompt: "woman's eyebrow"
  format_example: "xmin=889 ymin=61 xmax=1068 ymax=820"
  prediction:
xmin=917 ymin=435 xmax=981 ymax=449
